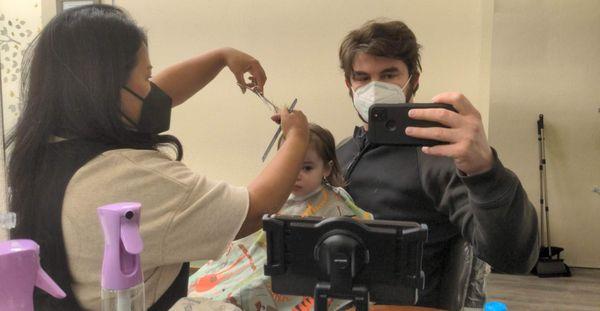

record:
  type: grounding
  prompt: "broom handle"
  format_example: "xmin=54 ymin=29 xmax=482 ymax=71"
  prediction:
xmin=537 ymin=115 xmax=546 ymax=251
xmin=538 ymin=114 xmax=552 ymax=257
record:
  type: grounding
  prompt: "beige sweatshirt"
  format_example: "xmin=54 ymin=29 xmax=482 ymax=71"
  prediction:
xmin=61 ymin=149 xmax=249 ymax=310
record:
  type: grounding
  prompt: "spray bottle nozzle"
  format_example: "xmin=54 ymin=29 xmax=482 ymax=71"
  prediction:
xmin=35 ymin=264 xmax=67 ymax=298
xmin=121 ymin=213 xmax=143 ymax=255
xmin=98 ymin=202 xmax=144 ymax=290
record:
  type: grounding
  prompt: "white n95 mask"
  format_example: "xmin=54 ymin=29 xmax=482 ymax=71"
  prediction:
xmin=352 ymin=78 xmax=411 ymax=122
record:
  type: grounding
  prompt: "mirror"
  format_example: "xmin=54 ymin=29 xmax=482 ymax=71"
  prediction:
xmin=1 ymin=0 xmax=598 ymax=309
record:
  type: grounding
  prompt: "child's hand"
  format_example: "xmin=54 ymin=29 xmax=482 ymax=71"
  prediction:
xmin=276 ymin=107 xmax=308 ymax=142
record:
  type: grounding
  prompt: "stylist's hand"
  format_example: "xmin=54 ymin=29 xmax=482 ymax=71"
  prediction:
xmin=241 ymin=106 xmax=308 ymax=239
xmin=405 ymin=92 xmax=493 ymax=175
xmin=222 ymin=47 xmax=267 ymax=94
xmin=272 ymin=107 xmax=309 ymax=142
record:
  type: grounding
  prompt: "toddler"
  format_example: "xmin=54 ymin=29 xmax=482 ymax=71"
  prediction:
xmin=188 ymin=123 xmax=371 ymax=310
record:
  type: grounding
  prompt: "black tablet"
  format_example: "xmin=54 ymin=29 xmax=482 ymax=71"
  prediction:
xmin=263 ymin=215 xmax=428 ymax=308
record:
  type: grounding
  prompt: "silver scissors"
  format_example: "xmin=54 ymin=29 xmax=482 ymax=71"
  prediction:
xmin=262 ymin=98 xmax=298 ymax=162
xmin=238 ymin=83 xmax=279 ymax=113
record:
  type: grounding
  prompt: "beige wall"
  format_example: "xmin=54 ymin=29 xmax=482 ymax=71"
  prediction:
xmin=101 ymin=0 xmax=492 ymax=186
xmin=489 ymin=0 xmax=600 ymax=268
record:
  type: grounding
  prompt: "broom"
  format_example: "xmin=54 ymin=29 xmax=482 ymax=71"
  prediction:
xmin=532 ymin=114 xmax=571 ymax=277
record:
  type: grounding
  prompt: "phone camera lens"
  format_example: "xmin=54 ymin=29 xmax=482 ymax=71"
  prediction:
xmin=385 ymin=120 xmax=397 ymax=131
xmin=373 ymin=109 xmax=386 ymax=121
xmin=125 ymin=211 xmax=134 ymax=219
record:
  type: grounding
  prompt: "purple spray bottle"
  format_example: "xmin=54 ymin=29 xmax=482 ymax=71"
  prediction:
xmin=98 ymin=202 xmax=145 ymax=311
xmin=0 ymin=212 xmax=67 ymax=310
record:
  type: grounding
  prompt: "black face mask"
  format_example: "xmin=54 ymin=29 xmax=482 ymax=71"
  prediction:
xmin=122 ymin=82 xmax=172 ymax=133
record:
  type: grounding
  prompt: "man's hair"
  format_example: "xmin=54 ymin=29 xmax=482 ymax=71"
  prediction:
xmin=339 ymin=20 xmax=422 ymax=97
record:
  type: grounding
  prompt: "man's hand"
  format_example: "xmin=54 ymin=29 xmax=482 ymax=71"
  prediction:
xmin=222 ymin=47 xmax=267 ymax=94
xmin=405 ymin=92 xmax=493 ymax=175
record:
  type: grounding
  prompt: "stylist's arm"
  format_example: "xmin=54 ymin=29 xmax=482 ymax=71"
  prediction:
xmin=151 ymin=47 xmax=266 ymax=106
xmin=240 ymin=108 xmax=309 ymax=238
xmin=147 ymin=46 xmax=307 ymax=238
xmin=150 ymin=47 xmax=308 ymax=238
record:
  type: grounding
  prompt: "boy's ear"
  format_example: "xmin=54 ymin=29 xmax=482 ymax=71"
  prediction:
xmin=345 ymin=78 xmax=353 ymax=98
xmin=408 ymin=73 xmax=421 ymax=102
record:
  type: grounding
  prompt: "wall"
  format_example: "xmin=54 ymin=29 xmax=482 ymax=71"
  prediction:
xmin=102 ymin=0 xmax=493 ymax=186
xmin=489 ymin=0 xmax=600 ymax=268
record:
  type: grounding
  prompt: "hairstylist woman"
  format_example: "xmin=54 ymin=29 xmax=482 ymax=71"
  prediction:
xmin=8 ymin=5 xmax=309 ymax=310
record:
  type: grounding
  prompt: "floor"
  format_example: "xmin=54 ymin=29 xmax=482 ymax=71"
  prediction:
xmin=187 ymin=266 xmax=600 ymax=310
xmin=486 ymin=267 xmax=600 ymax=311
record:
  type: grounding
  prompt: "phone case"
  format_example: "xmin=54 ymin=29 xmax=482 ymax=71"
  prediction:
xmin=367 ymin=103 xmax=457 ymax=146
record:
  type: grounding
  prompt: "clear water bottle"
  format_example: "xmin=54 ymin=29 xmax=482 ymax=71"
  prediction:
xmin=101 ymin=283 xmax=145 ymax=311
xmin=0 ymin=211 xmax=16 ymax=229
xmin=98 ymin=202 xmax=145 ymax=311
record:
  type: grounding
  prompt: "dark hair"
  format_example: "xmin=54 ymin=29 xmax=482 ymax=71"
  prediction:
xmin=308 ymin=123 xmax=345 ymax=187
xmin=278 ymin=123 xmax=345 ymax=187
xmin=339 ymin=19 xmax=422 ymax=98
xmin=7 ymin=4 xmax=181 ymax=309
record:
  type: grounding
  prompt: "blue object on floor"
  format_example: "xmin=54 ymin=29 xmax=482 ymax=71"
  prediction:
xmin=484 ymin=301 xmax=507 ymax=311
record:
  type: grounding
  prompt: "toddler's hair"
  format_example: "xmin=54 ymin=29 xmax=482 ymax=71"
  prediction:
xmin=279 ymin=123 xmax=345 ymax=187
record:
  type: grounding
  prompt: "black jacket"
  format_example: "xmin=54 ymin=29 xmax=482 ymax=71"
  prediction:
xmin=337 ymin=127 xmax=538 ymax=307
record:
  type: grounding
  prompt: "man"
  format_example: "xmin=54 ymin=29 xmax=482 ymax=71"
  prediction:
xmin=336 ymin=20 xmax=538 ymax=307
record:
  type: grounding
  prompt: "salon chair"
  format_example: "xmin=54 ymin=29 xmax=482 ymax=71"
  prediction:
xmin=438 ymin=237 xmax=488 ymax=311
